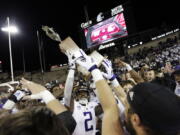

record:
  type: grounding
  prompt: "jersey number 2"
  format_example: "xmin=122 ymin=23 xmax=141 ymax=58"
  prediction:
xmin=84 ymin=112 xmax=93 ymax=131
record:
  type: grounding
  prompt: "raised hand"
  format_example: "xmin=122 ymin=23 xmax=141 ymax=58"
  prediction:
xmin=115 ymin=59 xmax=132 ymax=71
xmin=20 ymin=78 xmax=46 ymax=95
xmin=76 ymin=49 xmax=97 ymax=72
xmin=66 ymin=50 xmax=76 ymax=70
xmin=20 ymin=78 xmax=55 ymax=104
xmin=101 ymin=59 xmax=116 ymax=81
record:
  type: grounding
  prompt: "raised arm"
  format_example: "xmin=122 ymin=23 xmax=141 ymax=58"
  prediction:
xmin=20 ymin=78 xmax=67 ymax=114
xmin=20 ymin=78 xmax=76 ymax=134
xmin=74 ymin=50 xmax=124 ymax=135
xmin=63 ymin=51 xmax=76 ymax=108
xmin=101 ymin=59 xmax=127 ymax=106
xmin=116 ymin=59 xmax=144 ymax=83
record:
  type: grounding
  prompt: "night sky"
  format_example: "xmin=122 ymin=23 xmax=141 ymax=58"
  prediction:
xmin=0 ymin=0 xmax=179 ymax=72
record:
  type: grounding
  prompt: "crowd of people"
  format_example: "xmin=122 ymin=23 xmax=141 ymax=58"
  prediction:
xmin=0 ymin=35 xmax=180 ymax=135
xmin=127 ymin=37 xmax=179 ymax=71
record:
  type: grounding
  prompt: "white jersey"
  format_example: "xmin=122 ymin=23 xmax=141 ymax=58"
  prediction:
xmin=72 ymin=100 xmax=98 ymax=135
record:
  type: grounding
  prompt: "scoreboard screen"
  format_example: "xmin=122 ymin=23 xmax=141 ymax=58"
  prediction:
xmin=84 ymin=13 xmax=128 ymax=48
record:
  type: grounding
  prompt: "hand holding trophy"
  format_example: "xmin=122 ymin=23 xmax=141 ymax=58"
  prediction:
xmin=41 ymin=26 xmax=104 ymax=76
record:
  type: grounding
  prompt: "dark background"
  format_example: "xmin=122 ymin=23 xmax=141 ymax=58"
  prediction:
xmin=0 ymin=0 xmax=179 ymax=72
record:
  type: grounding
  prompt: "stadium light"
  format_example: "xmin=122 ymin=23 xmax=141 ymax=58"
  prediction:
xmin=1 ymin=26 xmax=18 ymax=33
xmin=1 ymin=17 xmax=19 ymax=82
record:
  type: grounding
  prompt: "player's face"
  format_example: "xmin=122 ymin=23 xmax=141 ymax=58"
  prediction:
xmin=76 ymin=91 xmax=89 ymax=100
xmin=76 ymin=91 xmax=89 ymax=105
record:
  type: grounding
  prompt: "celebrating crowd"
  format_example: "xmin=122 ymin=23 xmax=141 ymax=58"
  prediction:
xmin=0 ymin=36 xmax=180 ymax=135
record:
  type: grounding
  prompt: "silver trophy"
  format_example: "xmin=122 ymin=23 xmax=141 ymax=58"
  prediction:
xmin=42 ymin=26 xmax=61 ymax=42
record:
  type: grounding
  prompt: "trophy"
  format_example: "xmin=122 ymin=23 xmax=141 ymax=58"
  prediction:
xmin=42 ymin=26 xmax=81 ymax=57
xmin=42 ymin=26 xmax=61 ymax=42
xmin=42 ymin=26 xmax=104 ymax=76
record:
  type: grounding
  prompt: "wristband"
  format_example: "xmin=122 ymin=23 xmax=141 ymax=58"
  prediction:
xmin=109 ymin=74 xmax=116 ymax=81
xmin=89 ymin=65 xmax=98 ymax=72
xmin=40 ymin=90 xmax=56 ymax=104
xmin=111 ymin=78 xmax=120 ymax=87
xmin=91 ymin=69 xmax=104 ymax=82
